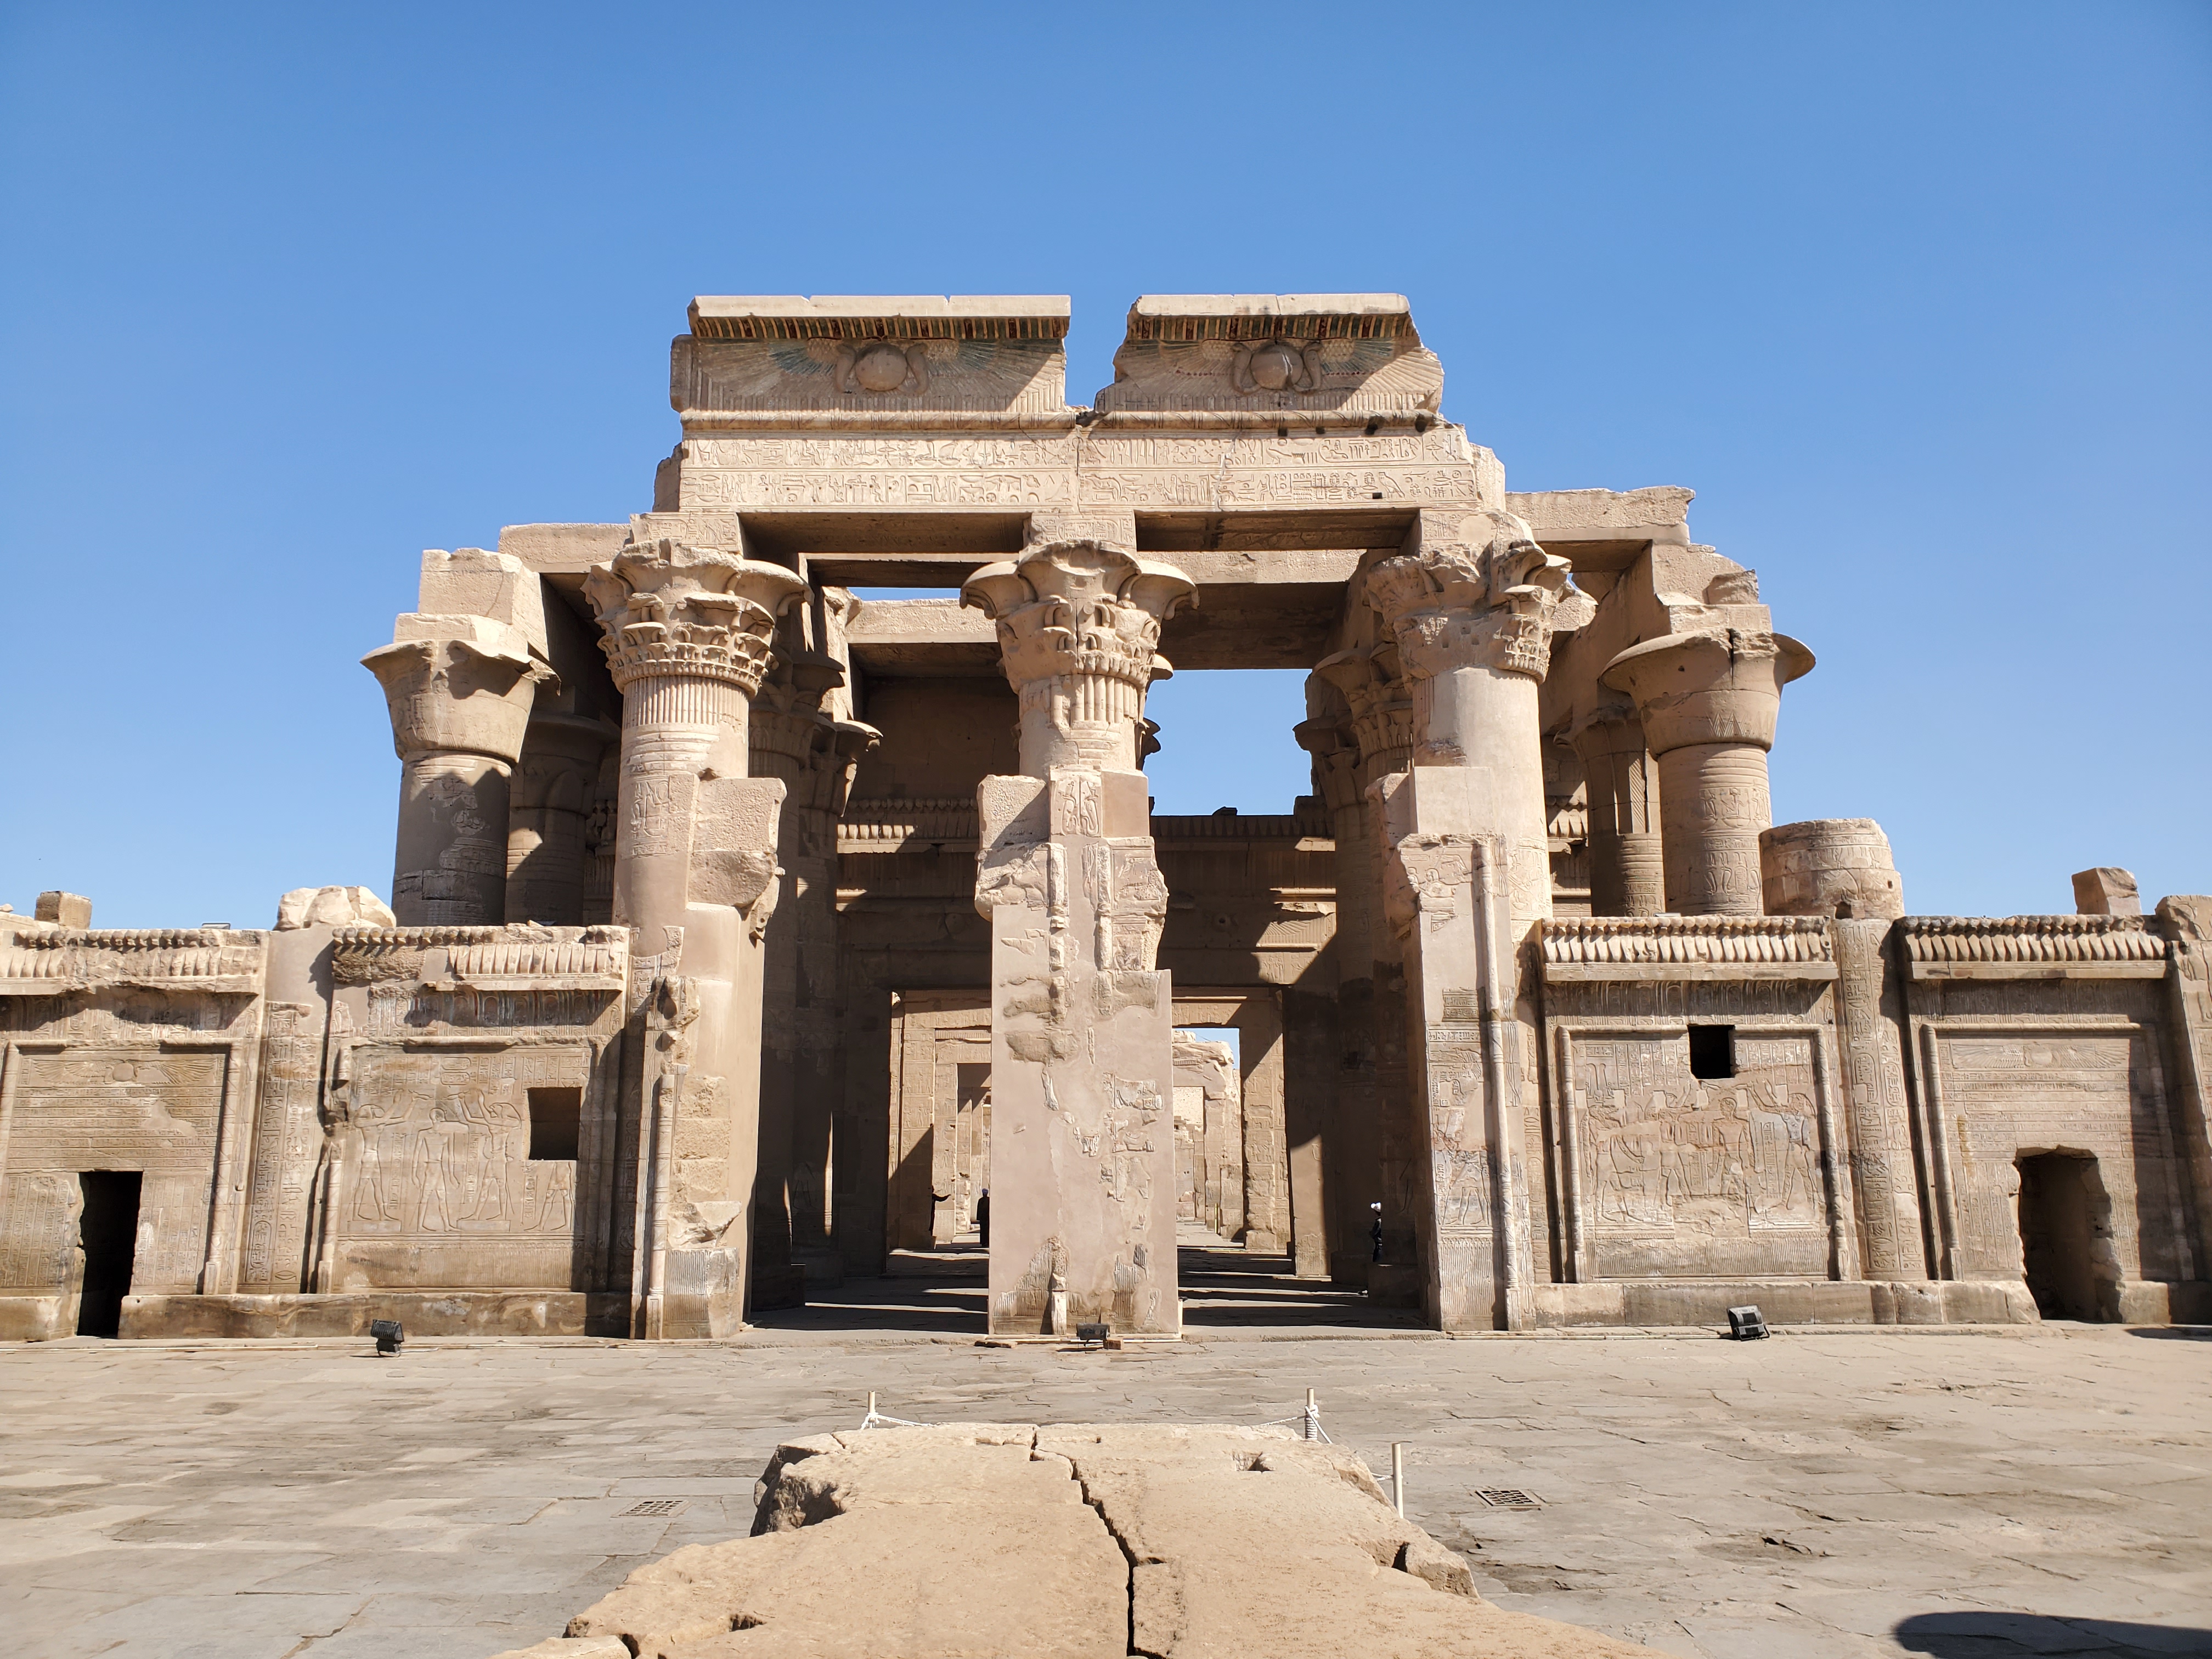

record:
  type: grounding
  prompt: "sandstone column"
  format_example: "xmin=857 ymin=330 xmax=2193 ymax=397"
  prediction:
xmin=1567 ymin=703 xmax=1665 ymax=916
xmin=583 ymin=518 xmax=805 ymax=1337
xmin=1599 ymin=629 xmax=1814 ymax=916
xmin=1311 ymin=637 xmax=1421 ymax=1293
xmin=506 ymin=714 xmax=616 ymax=924
xmin=962 ymin=539 xmax=1194 ymax=1336
xmin=363 ymin=616 xmax=550 ymax=924
xmin=1365 ymin=510 xmax=1569 ymax=1331
xmin=746 ymin=637 xmax=878 ymax=1308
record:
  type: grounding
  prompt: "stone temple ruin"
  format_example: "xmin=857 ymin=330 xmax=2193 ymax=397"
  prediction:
xmin=3 ymin=291 xmax=2209 ymax=1341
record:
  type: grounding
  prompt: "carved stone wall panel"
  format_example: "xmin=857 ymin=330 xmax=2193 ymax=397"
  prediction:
xmin=330 ymin=1042 xmax=592 ymax=1290
xmin=1561 ymin=1032 xmax=1829 ymax=1279
xmin=0 ymin=1046 xmax=229 ymax=1294
xmin=1937 ymin=1028 xmax=2180 ymax=1285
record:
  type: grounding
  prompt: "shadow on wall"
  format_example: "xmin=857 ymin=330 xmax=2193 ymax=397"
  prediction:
xmin=1894 ymin=1613 xmax=2212 ymax=1657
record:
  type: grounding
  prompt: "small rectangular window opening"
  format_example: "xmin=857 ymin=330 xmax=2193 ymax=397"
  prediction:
xmin=1688 ymin=1025 xmax=1735 ymax=1080
xmin=527 ymin=1087 xmax=582 ymax=1160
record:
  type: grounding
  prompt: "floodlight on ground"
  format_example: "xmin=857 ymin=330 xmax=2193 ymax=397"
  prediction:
xmin=1074 ymin=1322 xmax=1109 ymax=1347
xmin=1726 ymin=1306 xmax=1768 ymax=1341
xmin=369 ymin=1318 xmax=404 ymax=1357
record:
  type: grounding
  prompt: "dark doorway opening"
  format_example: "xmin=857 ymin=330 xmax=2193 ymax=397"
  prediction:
xmin=74 ymin=1171 xmax=142 ymax=1338
xmin=527 ymin=1087 xmax=582 ymax=1160
xmin=2017 ymin=1151 xmax=2112 ymax=1322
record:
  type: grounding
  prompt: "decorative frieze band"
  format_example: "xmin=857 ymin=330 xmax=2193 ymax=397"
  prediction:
xmin=1542 ymin=916 xmax=1834 ymax=966
xmin=0 ymin=929 xmax=267 ymax=996
xmin=1898 ymin=915 xmax=2165 ymax=979
xmin=330 ymin=924 xmax=629 ymax=989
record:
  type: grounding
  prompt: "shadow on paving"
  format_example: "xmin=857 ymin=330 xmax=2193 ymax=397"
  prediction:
xmin=743 ymin=1237 xmax=1422 ymax=1336
xmin=1895 ymin=1612 xmax=2212 ymax=1657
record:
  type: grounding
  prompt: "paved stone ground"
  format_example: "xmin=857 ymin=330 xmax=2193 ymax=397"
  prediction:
xmin=2 ymin=1289 xmax=2207 ymax=1657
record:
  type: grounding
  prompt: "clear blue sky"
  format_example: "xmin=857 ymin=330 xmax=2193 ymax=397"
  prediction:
xmin=2 ymin=4 xmax=2205 ymax=927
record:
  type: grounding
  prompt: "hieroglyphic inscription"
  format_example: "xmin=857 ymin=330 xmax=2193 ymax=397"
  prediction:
xmin=240 ymin=1003 xmax=324 ymax=1293
xmin=680 ymin=429 xmax=1487 ymax=513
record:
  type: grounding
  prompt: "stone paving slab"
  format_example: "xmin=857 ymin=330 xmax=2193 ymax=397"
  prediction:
xmin=1 ymin=1327 xmax=2207 ymax=1657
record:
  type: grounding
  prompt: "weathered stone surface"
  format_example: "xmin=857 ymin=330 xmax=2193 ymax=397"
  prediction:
xmin=273 ymin=885 xmax=396 ymax=929
xmin=543 ymin=1425 xmax=1657 ymax=1659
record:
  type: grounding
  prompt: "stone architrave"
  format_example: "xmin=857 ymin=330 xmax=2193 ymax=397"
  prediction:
xmin=363 ymin=609 xmax=552 ymax=926
xmin=1599 ymin=629 xmax=1814 ymax=917
xmin=962 ymin=539 xmax=1195 ymax=1336
xmin=1567 ymin=703 xmax=1664 ymax=916
xmin=583 ymin=515 xmax=805 ymax=1337
xmin=1363 ymin=509 xmax=1569 ymax=1331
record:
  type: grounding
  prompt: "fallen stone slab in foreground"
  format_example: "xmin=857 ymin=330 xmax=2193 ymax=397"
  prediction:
xmin=491 ymin=1423 xmax=1662 ymax=1658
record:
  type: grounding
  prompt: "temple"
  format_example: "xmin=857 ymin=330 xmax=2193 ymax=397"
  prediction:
xmin=4 ymin=291 xmax=2208 ymax=1340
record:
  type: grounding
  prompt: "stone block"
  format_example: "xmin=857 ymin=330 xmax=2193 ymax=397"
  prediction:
xmin=34 ymin=890 xmax=90 ymax=928
xmin=2073 ymin=866 xmax=2142 ymax=916
xmin=1760 ymin=819 xmax=1905 ymax=919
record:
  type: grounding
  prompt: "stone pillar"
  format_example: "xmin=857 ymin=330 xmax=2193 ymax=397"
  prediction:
xmin=746 ymin=638 xmax=879 ymax=1308
xmin=2154 ymin=898 xmax=2212 ymax=1324
xmin=363 ymin=616 xmax=550 ymax=924
xmin=1758 ymin=818 xmax=1925 ymax=1282
xmin=506 ymin=714 xmax=615 ymax=924
xmin=1567 ymin=704 xmax=1664 ymax=916
xmin=1295 ymin=705 xmax=1380 ymax=1284
xmin=962 ymin=539 xmax=1195 ymax=1336
xmin=1365 ymin=509 xmax=1570 ymax=1331
xmin=1600 ymin=628 xmax=1814 ymax=917
xmin=583 ymin=518 xmax=805 ymax=1337
xmin=1311 ymin=639 xmax=1420 ymax=1292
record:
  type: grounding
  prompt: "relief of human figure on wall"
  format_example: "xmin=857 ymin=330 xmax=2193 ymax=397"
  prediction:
xmin=344 ymin=1064 xmax=575 ymax=1238
xmin=1581 ymin=1038 xmax=1820 ymax=1238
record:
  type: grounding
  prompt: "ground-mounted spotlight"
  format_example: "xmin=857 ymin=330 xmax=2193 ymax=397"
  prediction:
xmin=1074 ymin=1322 xmax=1110 ymax=1349
xmin=1725 ymin=1305 xmax=1769 ymax=1341
xmin=369 ymin=1318 xmax=405 ymax=1357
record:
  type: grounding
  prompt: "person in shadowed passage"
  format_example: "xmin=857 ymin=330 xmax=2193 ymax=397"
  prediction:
xmin=976 ymin=1188 xmax=990 ymax=1249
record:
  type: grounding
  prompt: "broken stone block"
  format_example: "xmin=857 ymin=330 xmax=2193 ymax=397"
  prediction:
xmin=274 ymin=885 xmax=398 ymax=930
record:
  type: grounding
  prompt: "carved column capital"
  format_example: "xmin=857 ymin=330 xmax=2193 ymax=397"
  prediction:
xmin=1313 ymin=645 xmax=1414 ymax=785
xmin=962 ymin=539 xmax=1196 ymax=775
xmin=1598 ymin=628 xmax=1815 ymax=755
xmin=362 ymin=616 xmax=552 ymax=767
xmin=1364 ymin=510 xmax=1571 ymax=684
xmin=584 ymin=533 xmax=808 ymax=699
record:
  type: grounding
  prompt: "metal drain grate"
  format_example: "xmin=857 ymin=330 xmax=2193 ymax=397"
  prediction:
xmin=621 ymin=1499 xmax=688 ymax=1517
xmin=1475 ymin=1488 xmax=1542 ymax=1510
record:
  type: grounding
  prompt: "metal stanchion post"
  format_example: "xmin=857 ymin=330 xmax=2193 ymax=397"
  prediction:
xmin=1392 ymin=1442 xmax=1407 ymax=1517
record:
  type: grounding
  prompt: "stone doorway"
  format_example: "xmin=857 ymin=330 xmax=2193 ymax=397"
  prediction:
xmin=2016 ymin=1151 xmax=2115 ymax=1322
xmin=74 ymin=1171 xmax=142 ymax=1338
